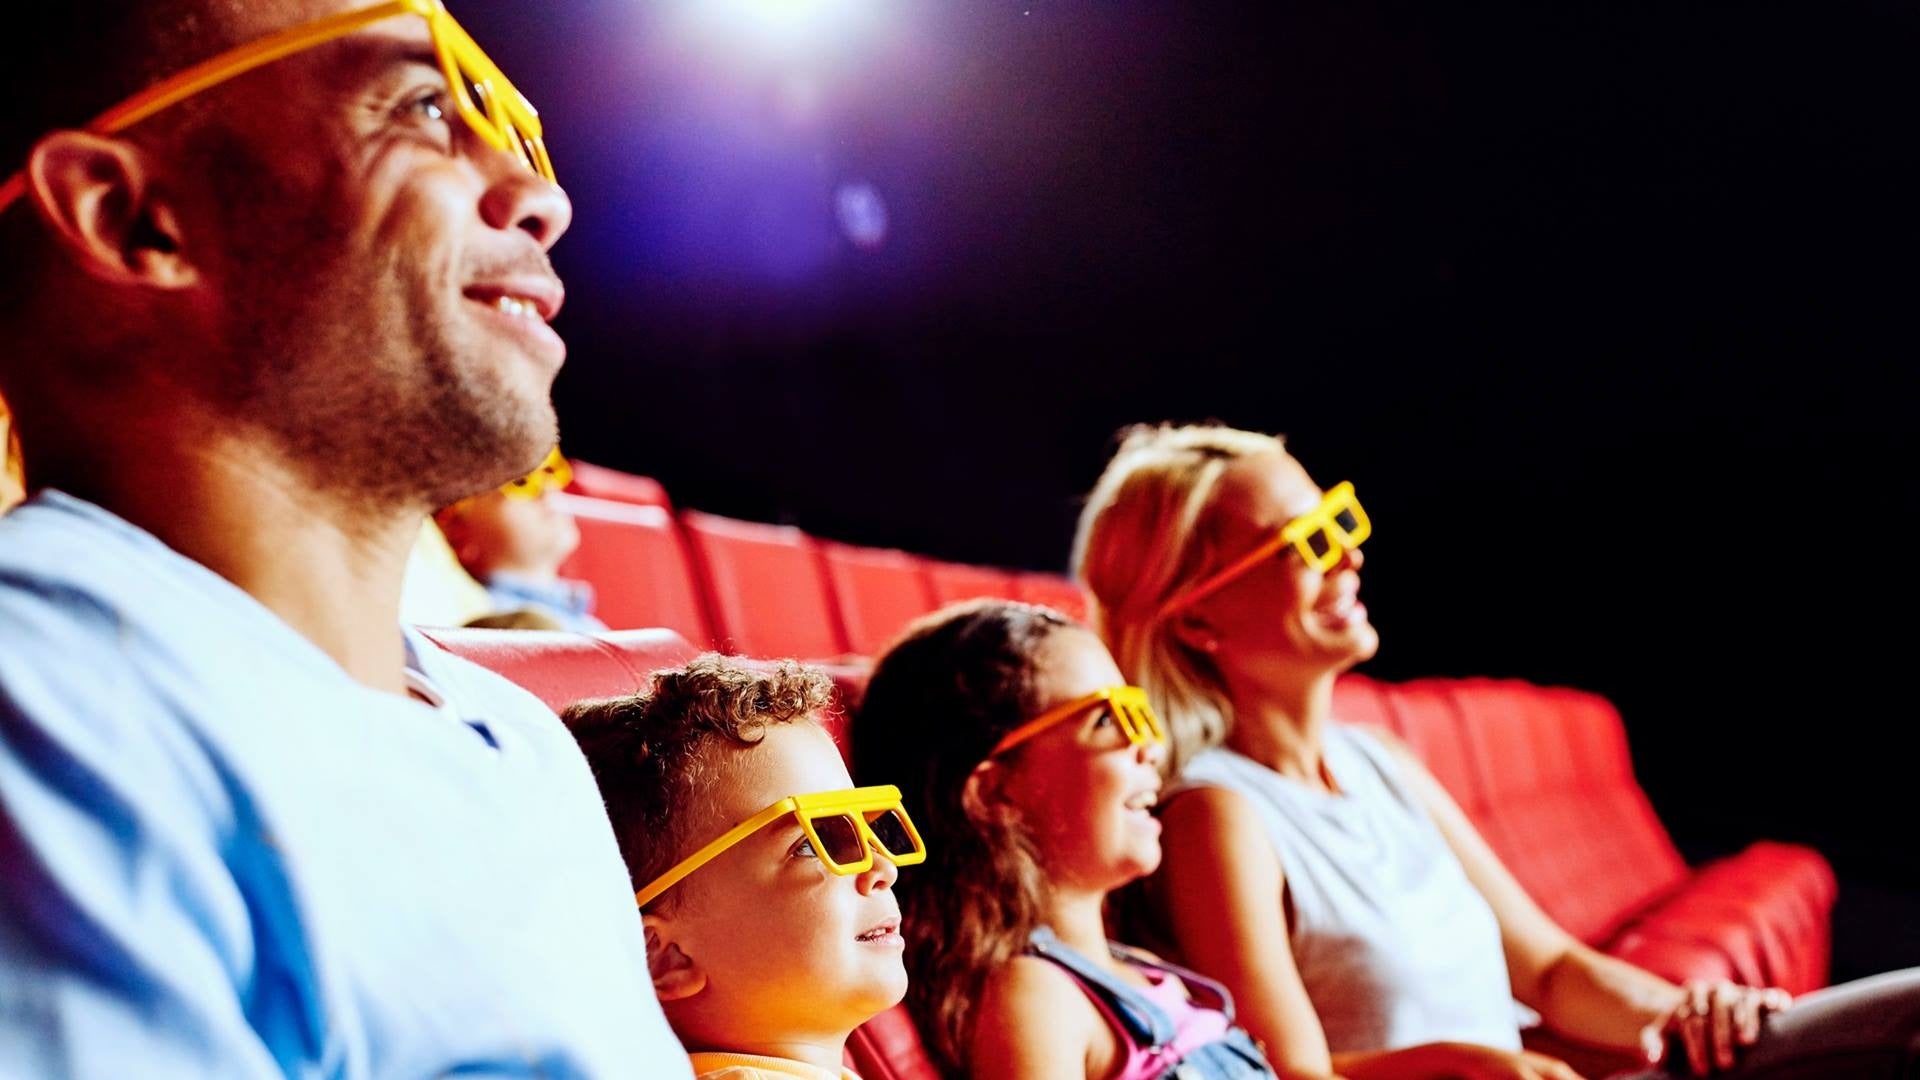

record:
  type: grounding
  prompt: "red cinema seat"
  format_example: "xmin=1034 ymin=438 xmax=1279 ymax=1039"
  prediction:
xmin=556 ymin=495 xmax=713 ymax=647
xmin=564 ymin=459 xmax=672 ymax=510
xmin=847 ymin=1005 xmax=942 ymax=1080
xmin=820 ymin=542 xmax=939 ymax=657
xmin=1337 ymin=673 xmax=1836 ymax=995
xmin=1012 ymin=571 xmax=1091 ymax=624
xmin=924 ymin=561 xmax=1019 ymax=609
xmin=681 ymin=511 xmax=847 ymax=660
xmin=416 ymin=626 xmax=700 ymax=711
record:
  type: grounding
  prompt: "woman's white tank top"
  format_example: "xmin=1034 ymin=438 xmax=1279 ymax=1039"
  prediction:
xmin=1178 ymin=726 xmax=1522 ymax=1053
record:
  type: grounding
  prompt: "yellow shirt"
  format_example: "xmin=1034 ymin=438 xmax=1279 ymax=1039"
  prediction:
xmin=688 ymin=1051 xmax=861 ymax=1080
xmin=399 ymin=518 xmax=495 ymax=627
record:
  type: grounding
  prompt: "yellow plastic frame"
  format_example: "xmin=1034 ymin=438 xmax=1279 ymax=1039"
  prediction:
xmin=0 ymin=0 xmax=553 ymax=213
xmin=634 ymin=784 xmax=927 ymax=909
xmin=990 ymin=685 xmax=1167 ymax=758
xmin=499 ymin=446 xmax=572 ymax=501
xmin=1157 ymin=480 xmax=1371 ymax=620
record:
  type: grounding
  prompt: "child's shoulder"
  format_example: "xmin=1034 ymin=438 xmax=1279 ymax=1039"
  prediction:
xmin=980 ymin=953 xmax=1104 ymax=1028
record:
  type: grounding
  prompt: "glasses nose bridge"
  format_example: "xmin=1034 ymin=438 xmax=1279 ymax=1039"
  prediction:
xmin=855 ymin=831 xmax=899 ymax=892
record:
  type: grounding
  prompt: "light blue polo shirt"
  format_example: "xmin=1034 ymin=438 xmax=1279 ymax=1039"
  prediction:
xmin=0 ymin=491 xmax=690 ymax=1078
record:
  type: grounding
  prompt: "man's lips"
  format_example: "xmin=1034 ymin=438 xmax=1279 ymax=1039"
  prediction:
xmin=462 ymin=276 xmax=564 ymax=322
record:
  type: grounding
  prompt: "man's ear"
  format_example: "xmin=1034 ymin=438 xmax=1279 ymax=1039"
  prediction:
xmin=642 ymin=913 xmax=707 ymax=1003
xmin=25 ymin=131 xmax=197 ymax=289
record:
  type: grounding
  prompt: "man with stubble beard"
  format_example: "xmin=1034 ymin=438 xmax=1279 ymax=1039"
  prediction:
xmin=0 ymin=2 xmax=689 ymax=1076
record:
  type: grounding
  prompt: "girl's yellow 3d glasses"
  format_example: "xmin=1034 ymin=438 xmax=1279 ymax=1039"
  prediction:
xmin=1157 ymin=480 xmax=1370 ymax=620
xmin=635 ymin=785 xmax=927 ymax=909
xmin=0 ymin=0 xmax=554 ymax=213
xmin=990 ymin=686 xmax=1167 ymax=758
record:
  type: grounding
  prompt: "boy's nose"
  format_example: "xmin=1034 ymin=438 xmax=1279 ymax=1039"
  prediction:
xmin=857 ymin=851 xmax=899 ymax=894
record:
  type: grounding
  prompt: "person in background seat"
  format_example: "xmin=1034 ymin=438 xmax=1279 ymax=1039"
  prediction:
xmin=436 ymin=446 xmax=607 ymax=632
xmin=0 ymin=2 xmax=686 ymax=1075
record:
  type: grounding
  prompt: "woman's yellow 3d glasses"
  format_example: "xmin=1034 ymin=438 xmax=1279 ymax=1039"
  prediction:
xmin=990 ymin=686 xmax=1167 ymax=758
xmin=635 ymin=785 xmax=927 ymax=909
xmin=1157 ymin=481 xmax=1371 ymax=620
xmin=0 ymin=0 xmax=554 ymax=214
xmin=499 ymin=447 xmax=572 ymax=501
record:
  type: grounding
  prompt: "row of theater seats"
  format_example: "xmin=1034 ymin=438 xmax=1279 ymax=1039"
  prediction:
xmin=499 ymin=462 xmax=1839 ymax=1080
xmin=558 ymin=459 xmax=1088 ymax=658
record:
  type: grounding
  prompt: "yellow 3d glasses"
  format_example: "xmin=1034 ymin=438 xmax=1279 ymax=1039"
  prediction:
xmin=1158 ymin=481 xmax=1371 ymax=620
xmin=0 ymin=0 xmax=554 ymax=214
xmin=635 ymin=785 xmax=927 ymax=909
xmin=990 ymin=686 xmax=1167 ymax=758
xmin=498 ymin=446 xmax=571 ymax=501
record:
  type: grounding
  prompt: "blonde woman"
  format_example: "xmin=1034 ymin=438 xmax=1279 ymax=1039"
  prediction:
xmin=1072 ymin=423 xmax=1919 ymax=1080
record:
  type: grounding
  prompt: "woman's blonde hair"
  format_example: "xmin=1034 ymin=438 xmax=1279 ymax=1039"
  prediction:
xmin=1071 ymin=422 xmax=1287 ymax=774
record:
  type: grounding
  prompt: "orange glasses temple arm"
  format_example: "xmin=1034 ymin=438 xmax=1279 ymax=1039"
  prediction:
xmin=634 ymin=796 xmax=796 ymax=908
xmin=1156 ymin=532 xmax=1290 ymax=621
xmin=0 ymin=1 xmax=427 ymax=214
xmin=989 ymin=689 xmax=1114 ymax=757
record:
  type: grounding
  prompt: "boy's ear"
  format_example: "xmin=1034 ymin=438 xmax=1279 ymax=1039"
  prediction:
xmin=642 ymin=913 xmax=706 ymax=1002
xmin=25 ymin=131 xmax=198 ymax=290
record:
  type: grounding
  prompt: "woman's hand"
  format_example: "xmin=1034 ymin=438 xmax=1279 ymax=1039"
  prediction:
xmin=1640 ymin=980 xmax=1793 ymax=1074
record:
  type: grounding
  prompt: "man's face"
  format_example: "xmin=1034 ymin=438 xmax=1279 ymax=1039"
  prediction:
xmin=172 ymin=1 xmax=573 ymax=511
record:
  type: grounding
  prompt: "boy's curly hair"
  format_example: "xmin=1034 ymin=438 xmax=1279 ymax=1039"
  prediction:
xmin=563 ymin=653 xmax=836 ymax=910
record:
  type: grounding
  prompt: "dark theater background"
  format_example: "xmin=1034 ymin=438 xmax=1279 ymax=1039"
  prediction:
xmin=458 ymin=1 xmax=1918 ymax=979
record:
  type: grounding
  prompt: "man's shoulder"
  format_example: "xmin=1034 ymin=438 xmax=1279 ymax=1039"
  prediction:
xmin=0 ymin=490 xmax=165 ymax=576
xmin=0 ymin=491 xmax=239 ymax=639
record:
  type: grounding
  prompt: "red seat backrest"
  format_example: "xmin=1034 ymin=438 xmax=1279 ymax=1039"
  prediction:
xmin=847 ymin=1005 xmax=943 ymax=1080
xmin=417 ymin=626 xmax=701 ymax=711
xmin=557 ymin=495 xmax=714 ymax=647
xmin=564 ymin=459 xmax=672 ymax=510
xmin=1443 ymin=679 xmax=1687 ymax=942
xmin=680 ymin=511 xmax=848 ymax=661
xmin=820 ymin=542 xmax=938 ymax=657
xmin=1338 ymin=672 xmax=1689 ymax=945
xmin=1011 ymin=571 xmax=1091 ymax=624
xmin=924 ymin=561 xmax=1019 ymax=609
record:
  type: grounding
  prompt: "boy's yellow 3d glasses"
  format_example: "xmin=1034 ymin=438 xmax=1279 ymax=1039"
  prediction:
xmin=0 ymin=0 xmax=554 ymax=214
xmin=499 ymin=447 xmax=571 ymax=501
xmin=1158 ymin=480 xmax=1371 ymax=620
xmin=990 ymin=686 xmax=1167 ymax=758
xmin=635 ymin=785 xmax=927 ymax=909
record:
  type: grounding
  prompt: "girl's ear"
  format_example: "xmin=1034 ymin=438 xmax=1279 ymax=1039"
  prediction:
xmin=961 ymin=758 xmax=1004 ymax=822
xmin=641 ymin=913 xmax=706 ymax=1002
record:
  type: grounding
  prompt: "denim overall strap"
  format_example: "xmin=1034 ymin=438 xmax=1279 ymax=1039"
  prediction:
xmin=1027 ymin=926 xmax=1178 ymax=1050
xmin=1108 ymin=941 xmax=1238 ymax=1021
